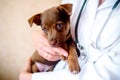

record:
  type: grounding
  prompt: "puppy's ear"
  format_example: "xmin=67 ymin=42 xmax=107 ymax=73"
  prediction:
xmin=59 ymin=4 xmax=72 ymax=15
xmin=28 ymin=14 xmax=41 ymax=27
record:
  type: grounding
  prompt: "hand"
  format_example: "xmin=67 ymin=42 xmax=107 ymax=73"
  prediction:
xmin=32 ymin=30 xmax=68 ymax=61
xmin=19 ymin=57 xmax=32 ymax=80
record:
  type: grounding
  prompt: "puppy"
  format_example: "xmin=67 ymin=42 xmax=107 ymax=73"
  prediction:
xmin=28 ymin=3 xmax=80 ymax=74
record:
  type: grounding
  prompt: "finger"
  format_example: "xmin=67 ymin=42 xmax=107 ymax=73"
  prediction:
xmin=37 ymin=48 xmax=60 ymax=61
xmin=37 ymin=48 xmax=49 ymax=59
xmin=53 ymin=47 xmax=68 ymax=57
xmin=46 ymin=53 xmax=60 ymax=61
xmin=24 ymin=57 xmax=32 ymax=72
xmin=37 ymin=45 xmax=56 ymax=56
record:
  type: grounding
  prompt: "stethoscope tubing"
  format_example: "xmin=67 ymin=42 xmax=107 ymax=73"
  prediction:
xmin=95 ymin=0 xmax=120 ymax=51
xmin=75 ymin=0 xmax=120 ymax=52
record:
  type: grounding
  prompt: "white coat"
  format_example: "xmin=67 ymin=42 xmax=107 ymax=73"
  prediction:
xmin=31 ymin=0 xmax=120 ymax=80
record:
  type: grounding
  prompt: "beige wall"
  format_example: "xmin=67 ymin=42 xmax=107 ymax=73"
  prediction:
xmin=0 ymin=0 xmax=61 ymax=80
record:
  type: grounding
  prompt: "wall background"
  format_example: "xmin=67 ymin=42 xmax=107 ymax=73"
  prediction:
xmin=0 ymin=0 xmax=61 ymax=80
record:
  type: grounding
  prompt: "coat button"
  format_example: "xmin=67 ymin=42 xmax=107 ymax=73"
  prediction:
xmin=77 ymin=43 xmax=87 ymax=60
xmin=109 ymin=52 xmax=117 ymax=57
xmin=80 ymin=51 xmax=87 ymax=60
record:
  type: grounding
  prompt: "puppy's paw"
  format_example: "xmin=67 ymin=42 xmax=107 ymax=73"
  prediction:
xmin=68 ymin=59 xmax=80 ymax=74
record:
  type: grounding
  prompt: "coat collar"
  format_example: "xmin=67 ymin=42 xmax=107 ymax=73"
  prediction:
xmin=98 ymin=0 xmax=118 ymax=11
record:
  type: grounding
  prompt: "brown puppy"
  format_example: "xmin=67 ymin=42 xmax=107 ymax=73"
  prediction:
xmin=28 ymin=3 xmax=80 ymax=74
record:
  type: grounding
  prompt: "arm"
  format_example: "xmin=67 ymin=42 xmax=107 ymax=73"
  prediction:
xmin=19 ymin=30 xmax=68 ymax=80
xmin=31 ymin=69 xmax=79 ymax=80
xmin=19 ymin=57 xmax=32 ymax=80
xmin=78 ymin=41 xmax=120 ymax=80
xmin=78 ymin=12 xmax=120 ymax=80
xmin=19 ymin=57 xmax=80 ymax=80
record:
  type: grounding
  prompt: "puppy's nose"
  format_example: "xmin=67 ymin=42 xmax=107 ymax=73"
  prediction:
xmin=50 ymin=39 xmax=57 ymax=46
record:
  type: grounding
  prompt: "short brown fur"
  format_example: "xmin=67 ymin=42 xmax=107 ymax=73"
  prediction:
xmin=28 ymin=4 xmax=80 ymax=74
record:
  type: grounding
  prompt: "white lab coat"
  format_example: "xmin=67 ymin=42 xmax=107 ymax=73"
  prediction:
xmin=31 ymin=0 xmax=120 ymax=80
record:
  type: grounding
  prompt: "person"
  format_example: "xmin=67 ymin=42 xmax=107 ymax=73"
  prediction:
xmin=19 ymin=0 xmax=120 ymax=80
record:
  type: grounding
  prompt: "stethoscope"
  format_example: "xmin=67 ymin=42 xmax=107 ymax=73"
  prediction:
xmin=75 ymin=0 xmax=120 ymax=56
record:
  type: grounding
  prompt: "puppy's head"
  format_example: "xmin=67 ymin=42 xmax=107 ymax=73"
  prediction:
xmin=28 ymin=4 xmax=72 ymax=47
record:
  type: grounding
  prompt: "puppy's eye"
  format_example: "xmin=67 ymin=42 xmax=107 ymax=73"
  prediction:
xmin=42 ymin=28 xmax=48 ymax=34
xmin=56 ymin=24 xmax=63 ymax=31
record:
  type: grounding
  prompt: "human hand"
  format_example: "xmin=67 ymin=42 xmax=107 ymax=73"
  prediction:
xmin=32 ymin=30 xmax=68 ymax=61
xmin=19 ymin=57 xmax=32 ymax=80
